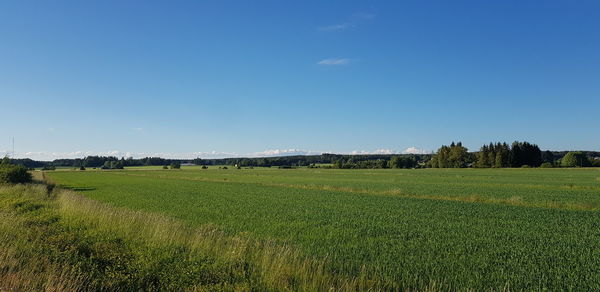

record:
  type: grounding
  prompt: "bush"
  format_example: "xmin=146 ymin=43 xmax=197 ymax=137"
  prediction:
xmin=101 ymin=161 xmax=124 ymax=170
xmin=111 ymin=161 xmax=124 ymax=169
xmin=540 ymin=162 xmax=553 ymax=168
xmin=0 ymin=164 xmax=32 ymax=184
xmin=170 ymin=162 xmax=181 ymax=169
xmin=79 ymin=166 xmax=86 ymax=171
xmin=201 ymin=165 xmax=208 ymax=169
xmin=162 ymin=165 xmax=169 ymax=169
xmin=41 ymin=165 xmax=56 ymax=171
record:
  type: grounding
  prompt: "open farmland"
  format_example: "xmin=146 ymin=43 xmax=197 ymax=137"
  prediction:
xmin=42 ymin=167 xmax=600 ymax=290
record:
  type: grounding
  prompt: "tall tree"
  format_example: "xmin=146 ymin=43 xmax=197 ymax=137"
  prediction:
xmin=432 ymin=142 xmax=471 ymax=168
xmin=476 ymin=145 xmax=490 ymax=168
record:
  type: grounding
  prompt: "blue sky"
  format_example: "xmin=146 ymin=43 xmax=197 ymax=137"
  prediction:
xmin=1 ymin=1 xmax=599 ymax=160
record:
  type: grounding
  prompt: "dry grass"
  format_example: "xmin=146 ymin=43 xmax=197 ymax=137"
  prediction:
xmin=57 ymin=189 xmax=396 ymax=291
xmin=1 ymin=184 xmax=425 ymax=291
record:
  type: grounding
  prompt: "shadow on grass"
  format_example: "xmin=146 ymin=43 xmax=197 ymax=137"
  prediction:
xmin=62 ymin=186 xmax=97 ymax=192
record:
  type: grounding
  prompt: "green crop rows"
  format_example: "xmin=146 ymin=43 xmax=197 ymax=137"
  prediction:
xmin=47 ymin=168 xmax=600 ymax=290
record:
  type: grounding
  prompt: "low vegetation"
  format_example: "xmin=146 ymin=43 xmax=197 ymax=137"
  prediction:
xmin=0 ymin=157 xmax=32 ymax=184
xmin=44 ymin=167 xmax=600 ymax=290
xmin=0 ymin=184 xmax=386 ymax=291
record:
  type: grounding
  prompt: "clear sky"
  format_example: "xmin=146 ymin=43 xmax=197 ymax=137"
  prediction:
xmin=1 ymin=0 xmax=599 ymax=160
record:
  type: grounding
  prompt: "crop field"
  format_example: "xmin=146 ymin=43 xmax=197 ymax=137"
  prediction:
xmin=45 ymin=168 xmax=600 ymax=290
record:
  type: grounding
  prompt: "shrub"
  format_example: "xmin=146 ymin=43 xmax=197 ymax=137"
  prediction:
xmin=170 ymin=162 xmax=181 ymax=169
xmin=41 ymin=165 xmax=56 ymax=171
xmin=111 ymin=161 xmax=124 ymax=169
xmin=80 ymin=166 xmax=86 ymax=171
xmin=540 ymin=162 xmax=553 ymax=168
xmin=201 ymin=165 xmax=208 ymax=169
xmin=162 ymin=165 xmax=169 ymax=169
xmin=0 ymin=164 xmax=32 ymax=184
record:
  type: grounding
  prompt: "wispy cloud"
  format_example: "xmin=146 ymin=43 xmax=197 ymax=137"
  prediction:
xmin=191 ymin=151 xmax=240 ymax=158
xmin=317 ymin=58 xmax=350 ymax=65
xmin=318 ymin=23 xmax=352 ymax=31
xmin=132 ymin=127 xmax=144 ymax=131
xmin=318 ymin=11 xmax=375 ymax=32
xmin=353 ymin=12 xmax=376 ymax=20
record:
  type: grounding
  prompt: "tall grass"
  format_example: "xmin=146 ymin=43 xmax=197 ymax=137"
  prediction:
xmin=57 ymin=189 xmax=402 ymax=291
xmin=0 ymin=184 xmax=85 ymax=291
xmin=0 ymin=183 xmax=407 ymax=291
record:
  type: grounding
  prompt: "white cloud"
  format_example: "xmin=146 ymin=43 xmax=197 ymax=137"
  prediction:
xmin=317 ymin=58 xmax=350 ymax=65
xmin=251 ymin=149 xmax=322 ymax=157
xmin=13 ymin=146 xmax=430 ymax=161
xmin=402 ymin=147 xmax=429 ymax=154
xmin=191 ymin=151 xmax=240 ymax=159
xmin=318 ymin=23 xmax=352 ymax=31
xmin=349 ymin=149 xmax=398 ymax=155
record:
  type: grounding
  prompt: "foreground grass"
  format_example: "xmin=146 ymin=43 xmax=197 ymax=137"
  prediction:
xmin=46 ymin=168 xmax=600 ymax=290
xmin=0 ymin=184 xmax=401 ymax=291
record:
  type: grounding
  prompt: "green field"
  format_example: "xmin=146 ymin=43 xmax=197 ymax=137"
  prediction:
xmin=45 ymin=168 xmax=600 ymax=290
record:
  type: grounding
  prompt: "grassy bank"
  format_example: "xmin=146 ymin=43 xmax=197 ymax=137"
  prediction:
xmin=0 ymin=183 xmax=393 ymax=291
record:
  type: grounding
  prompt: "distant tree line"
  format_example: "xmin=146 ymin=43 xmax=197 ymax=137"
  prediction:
xmin=430 ymin=141 xmax=600 ymax=168
xmin=193 ymin=154 xmax=431 ymax=169
xmin=332 ymin=155 xmax=425 ymax=169
xmin=53 ymin=156 xmax=186 ymax=168
xmin=5 ymin=147 xmax=600 ymax=170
